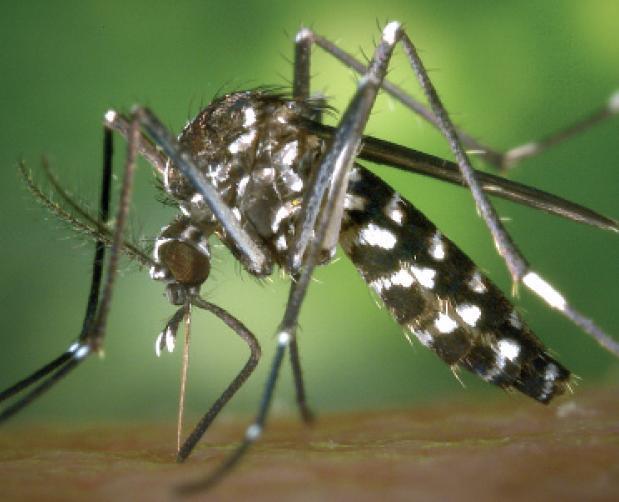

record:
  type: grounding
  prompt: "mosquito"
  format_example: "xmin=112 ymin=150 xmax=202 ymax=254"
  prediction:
xmin=1 ymin=21 xmax=618 ymax=493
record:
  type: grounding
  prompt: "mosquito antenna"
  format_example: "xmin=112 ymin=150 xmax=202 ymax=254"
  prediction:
xmin=19 ymin=162 xmax=153 ymax=267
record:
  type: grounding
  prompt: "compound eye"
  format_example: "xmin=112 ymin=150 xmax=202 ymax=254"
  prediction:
xmin=158 ymin=240 xmax=210 ymax=286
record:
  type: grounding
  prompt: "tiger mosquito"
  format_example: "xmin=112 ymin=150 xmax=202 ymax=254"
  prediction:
xmin=2 ymin=21 xmax=618 ymax=492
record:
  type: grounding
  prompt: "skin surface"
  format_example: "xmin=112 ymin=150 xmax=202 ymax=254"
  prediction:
xmin=1 ymin=386 xmax=617 ymax=501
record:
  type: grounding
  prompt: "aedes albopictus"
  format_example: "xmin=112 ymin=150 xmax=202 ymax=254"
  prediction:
xmin=2 ymin=21 xmax=618 ymax=492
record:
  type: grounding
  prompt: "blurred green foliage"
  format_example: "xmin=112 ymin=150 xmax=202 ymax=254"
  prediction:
xmin=0 ymin=1 xmax=617 ymax=423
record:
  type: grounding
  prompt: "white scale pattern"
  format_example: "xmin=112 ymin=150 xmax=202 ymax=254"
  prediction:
xmin=228 ymin=130 xmax=256 ymax=154
xmin=434 ymin=312 xmax=458 ymax=334
xmin=359 ymin=223 xmax=397 ymax=249
xmin=455 ymin=303 xmax=482 ymax=327
xmin=429 ymin=231 xmax=446 ymax=261
xmin=410 ymin=265 xmax=436 ymax=289
xmin=467 ymin=270 xmax=487 ymax=294
xmin=384 ymin=193 xmax=405 ymax=225
xmin=539 ymin=363 xmax=560 ymax=401
xmin=344 ymin=194 xmax=368 ymax=211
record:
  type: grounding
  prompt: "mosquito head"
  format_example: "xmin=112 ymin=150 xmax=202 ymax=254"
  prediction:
xmin=150 ymin=217 xmax=212 ymax=305
xmin=159 ymin=239 xmax=210 ymax=284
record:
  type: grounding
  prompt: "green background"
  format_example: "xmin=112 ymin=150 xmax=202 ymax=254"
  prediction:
xmin=0 ymin=1 xmax=617 ymax=423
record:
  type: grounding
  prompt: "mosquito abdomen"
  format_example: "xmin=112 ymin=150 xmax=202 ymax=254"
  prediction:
xmin=340 ymin=165 xmax=570 ymax=403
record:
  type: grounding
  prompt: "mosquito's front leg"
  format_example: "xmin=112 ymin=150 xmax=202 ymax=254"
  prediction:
xmin=0 ymin=124 xmax=121 ymax=421
xmin=176 ymin=297 xmax=261 ymax=463
xmin=148 ymin=208 xmax=263 ymax=463
xmin=103 ymin=109 xmax=167 ymax=175
xmin=289 ymin=22 xmax=403 ymax=273
xmin=393 ymin=27 xmax=618 ymax=356
xmin=84 ymin=113 xmax=141 ymax=352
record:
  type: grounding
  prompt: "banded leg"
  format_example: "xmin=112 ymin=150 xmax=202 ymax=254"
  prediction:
xmin=181 ymin=21 xmax=618 ymax=491
xmin=299 ymin=23 xmax=619 ymax=357
xmin=394 ymin=27 xmax=618 ymax=355
xmin=11 ymin=124 xmax=264 ymax=462
xmin=297 ymin=120 xmax=618 ymax=233
xmin=179 ymin=21 xmax=406 ymax=493
xmin=294 ymin=26 xmax=619 ymax=171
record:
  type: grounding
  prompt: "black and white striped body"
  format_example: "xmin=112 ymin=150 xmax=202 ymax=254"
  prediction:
xmin=152 ymin=90 xmax=570 ymax=403
xmin=341 ymin=166 xmax=569 ymax=402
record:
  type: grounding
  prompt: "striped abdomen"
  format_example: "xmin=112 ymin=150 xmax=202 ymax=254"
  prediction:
xmin=340 ymin=165 xmax=570 ymax=403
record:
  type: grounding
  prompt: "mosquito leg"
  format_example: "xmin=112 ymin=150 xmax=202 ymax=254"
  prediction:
xmin=0 ymin=351 xmax=73 ymax=404
xmin=0 ymin=126 xmax=115 ymax=420
xmin=298 ymin=28 xmax=619 ymax=171
xmin=296 ymin=27 xmax=499 ymax=163
xmin=83 ymin=114 xmax=140 ymax=351
xmin=288 ymin=333 xmax=314 ymax=423
xmin=293 ymin=29 xmax=311 ymax=100
xmin=178 ymin=328 xmax=282 ymax=494
xmin=0 ymin=356 xmax=85 ymax=422
xmin=83 ymin=125 xmax=113 ymax=331
xmin=347 ymin=129 xmax=618 ymax=233
xmin=180 ymin=22 xmax=405 ymax=493
xmin=176 ymin=297 xmax=261 ymax=463
xmin=290 ymin=22 xmax=401 ymax=273
xmin=286 ymin=33 xmax=318 ymax=425
xmin=103 ymin=109 xmax=167 ymax=175
xmin=500 ymin=92 xmax=619 ymax=170
xmin=395 ymin=27 xmax=618 ymax=356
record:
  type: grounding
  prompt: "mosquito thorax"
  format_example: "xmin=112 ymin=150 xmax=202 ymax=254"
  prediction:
xmin=162 ymin=90 xmax=326 ymax=271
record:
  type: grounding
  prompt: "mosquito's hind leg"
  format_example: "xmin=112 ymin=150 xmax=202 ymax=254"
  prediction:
xmin=499 ymin=92 xmax=619 ymax=170
xmin=299 ymin=21 xmax=617 ymax=359
xmin=295 ymin=27 xmax=619 ymax=171
xmin=393 ymin=26 xmax=618 ymax=356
